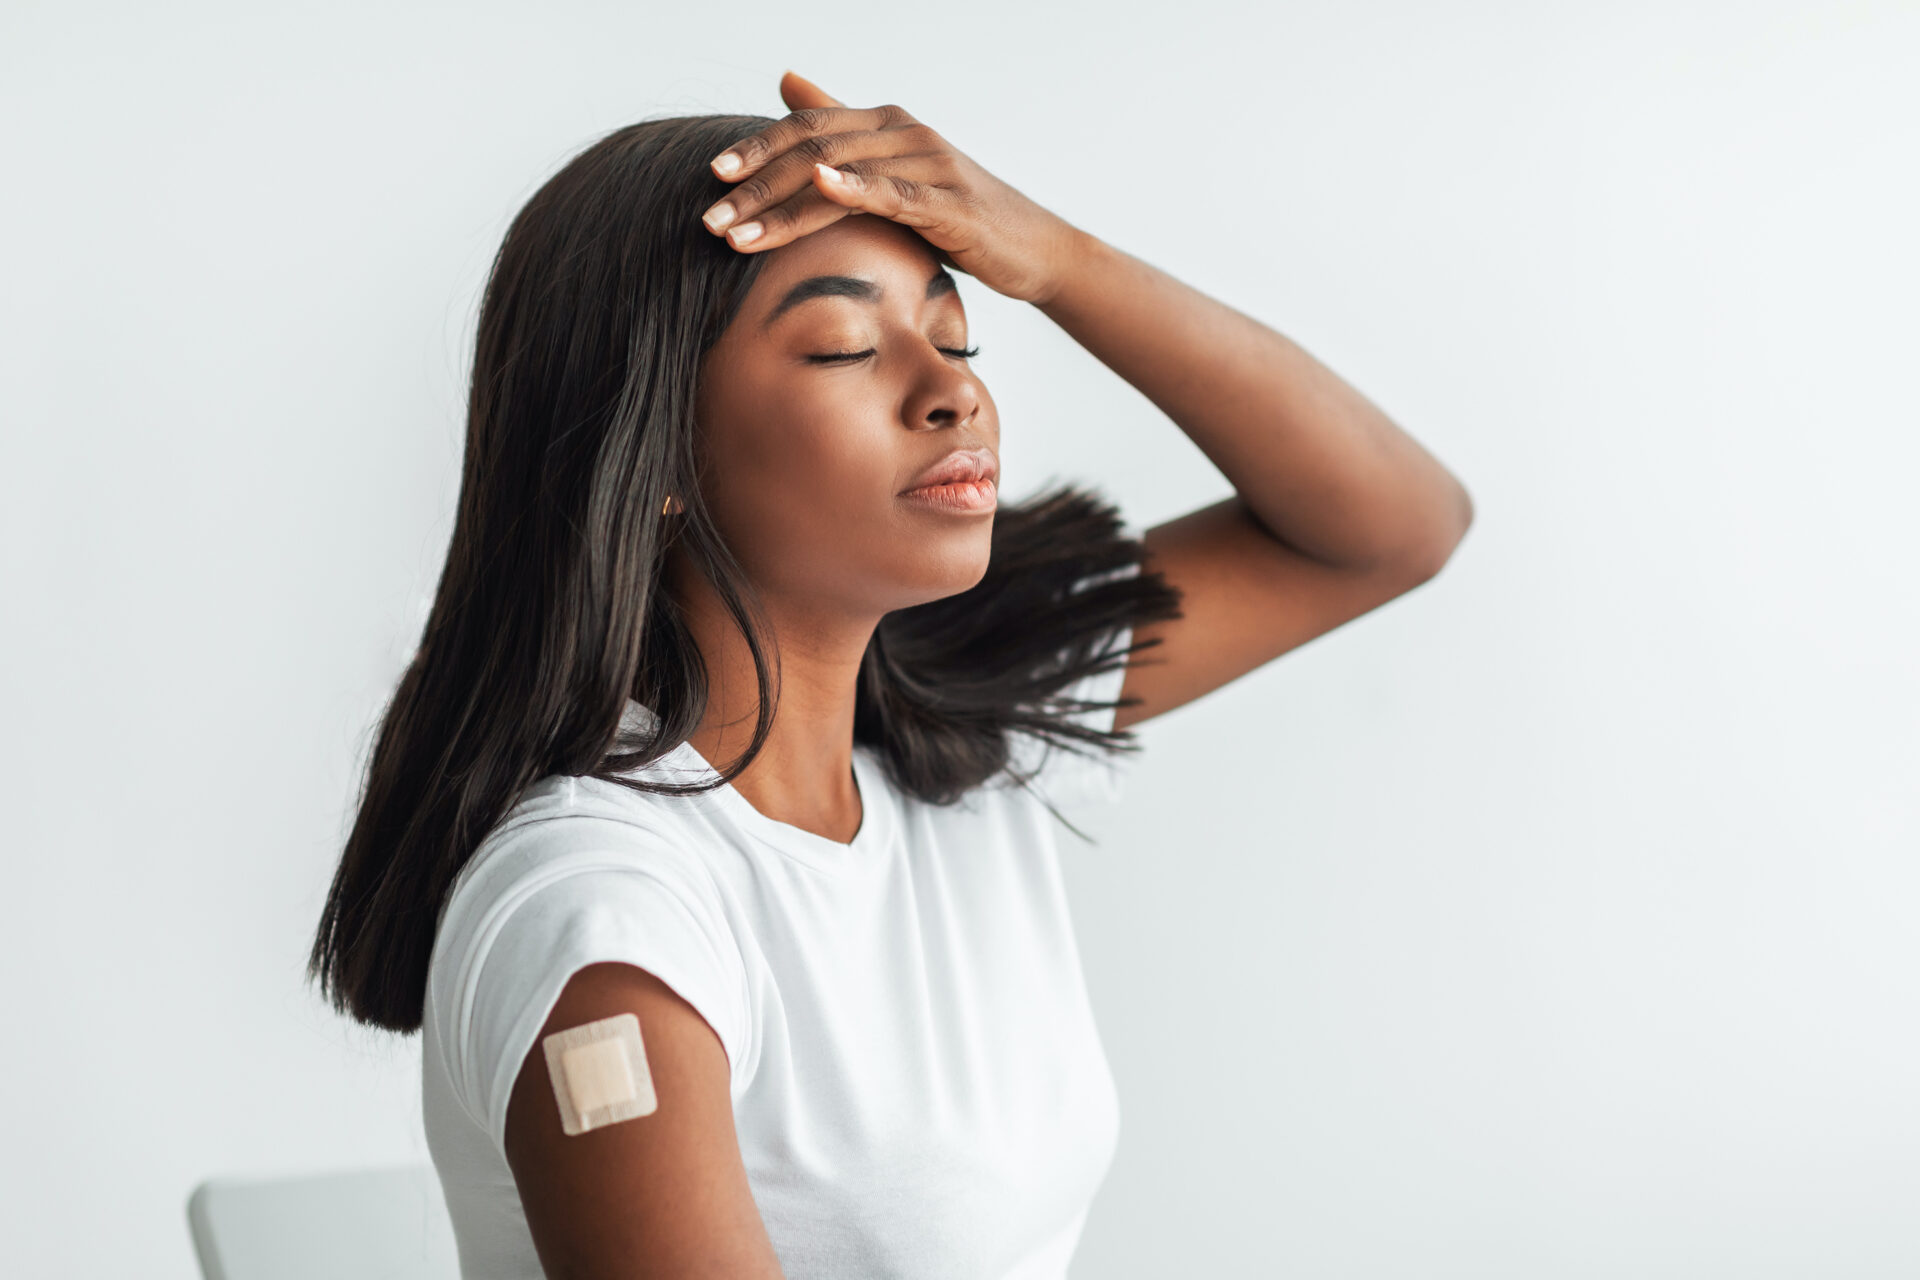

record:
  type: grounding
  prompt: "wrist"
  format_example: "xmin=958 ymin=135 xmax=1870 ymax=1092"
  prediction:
xmin=1030 ymin=219 xmax=1096 ymax=309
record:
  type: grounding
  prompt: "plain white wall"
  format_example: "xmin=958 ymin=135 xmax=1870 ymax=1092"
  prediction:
xmin=3 ymin=1 xmax=1914 ymax=1275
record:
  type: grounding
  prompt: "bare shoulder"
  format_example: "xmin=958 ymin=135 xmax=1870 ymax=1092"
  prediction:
xmin=503 ymin=961 xmax=785 ymax=1280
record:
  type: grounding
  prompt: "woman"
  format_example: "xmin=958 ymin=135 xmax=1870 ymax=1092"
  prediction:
xmin=309 ymin=71 xmax=1472 ymax=1280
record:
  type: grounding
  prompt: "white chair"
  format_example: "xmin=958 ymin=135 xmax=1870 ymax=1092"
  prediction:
xmin=186 ymin=1163 xmax=461 ymax=1279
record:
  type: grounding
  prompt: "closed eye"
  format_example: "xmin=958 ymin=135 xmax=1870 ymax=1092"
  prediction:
xmin=807 ymin=345 xmax=981 ymax=364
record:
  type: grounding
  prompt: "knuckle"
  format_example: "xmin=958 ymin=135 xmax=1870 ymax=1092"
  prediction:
xmin=793 ymin=133 xmax=837 ymax=165
xmin=879 ymin=102 xmax=916 ymax=126
xmin=734 ymin=173 xmax=774 ymax=206
xmin=790 ymin=106 xmax=836 ymax=133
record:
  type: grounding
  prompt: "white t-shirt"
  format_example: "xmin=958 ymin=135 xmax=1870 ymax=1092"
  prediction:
xmin=421 ymin=609 xmax=1138 ymax=1280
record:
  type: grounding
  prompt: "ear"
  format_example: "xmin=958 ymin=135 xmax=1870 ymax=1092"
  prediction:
xmin=778 ymin=69 xmax=845 ymax=111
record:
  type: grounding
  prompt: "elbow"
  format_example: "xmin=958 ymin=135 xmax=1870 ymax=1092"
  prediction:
xmin=1402 ymin=485 xmax=1474 ymax=582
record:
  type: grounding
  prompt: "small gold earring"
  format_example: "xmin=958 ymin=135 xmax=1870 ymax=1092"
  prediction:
xmin=661 ymin=494 xmax=684 ymax=516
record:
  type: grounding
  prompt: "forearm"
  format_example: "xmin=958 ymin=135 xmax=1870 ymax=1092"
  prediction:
xmin=1034 ymin=228 xmax=1473 ymax=572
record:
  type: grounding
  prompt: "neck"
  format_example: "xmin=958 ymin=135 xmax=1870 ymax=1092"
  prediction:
xmin=664 ymin=550 xmax=874 ymax=844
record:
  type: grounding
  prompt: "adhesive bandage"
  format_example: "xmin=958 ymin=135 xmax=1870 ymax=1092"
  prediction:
xmin=542 ymin=1012 xmax=658 ymax=1136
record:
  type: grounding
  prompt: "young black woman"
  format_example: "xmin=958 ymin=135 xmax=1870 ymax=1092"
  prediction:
xmin=311 ymin=69 xmax=1471 ymax=1280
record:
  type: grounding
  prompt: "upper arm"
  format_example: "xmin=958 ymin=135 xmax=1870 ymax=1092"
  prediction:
xmin=503 ymin=961 xmax=786 ymax=1280
xmin=1112 ymin=496 xmax=1456 ymax=732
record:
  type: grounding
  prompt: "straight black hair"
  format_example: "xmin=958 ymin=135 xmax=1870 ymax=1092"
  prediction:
xmin=307 ymin=114 xmax=1184 ymax=1034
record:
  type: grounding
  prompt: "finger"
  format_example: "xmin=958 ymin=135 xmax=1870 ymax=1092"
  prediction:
xmin=717 ymin=175 xmax=854 ymax=253
xmin=723 ymin=163 xmax=955 ymax=255
xmin=702 ymin=125 xmax=931 ymax=237
xmin=709 ymin=101 xmax=912 ymax=183
xmin=806 ymin=165 xmax=953 ymax=233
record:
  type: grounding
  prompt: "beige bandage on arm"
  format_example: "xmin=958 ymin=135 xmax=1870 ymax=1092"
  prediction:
xmin=542 ymin=1012 xmax=659 ymax=1136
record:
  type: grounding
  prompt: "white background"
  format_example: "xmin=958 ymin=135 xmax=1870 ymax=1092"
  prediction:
xmin=3 ymin=1 xmax=1915 ymax=1275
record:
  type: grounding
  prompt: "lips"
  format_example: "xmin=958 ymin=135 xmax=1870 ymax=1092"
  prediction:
xmin=902 ymin=446 xmax=998 ymax=494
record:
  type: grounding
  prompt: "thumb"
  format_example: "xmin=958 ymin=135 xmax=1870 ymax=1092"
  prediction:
xmin=779 ymin=69 xmax=844 ymax=110
xmin=809 ymin=162 xmax=866 ymax=207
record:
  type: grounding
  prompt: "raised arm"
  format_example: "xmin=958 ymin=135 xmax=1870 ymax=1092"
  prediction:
xmin=1033 ymin=231 xmax=1475 ymax=731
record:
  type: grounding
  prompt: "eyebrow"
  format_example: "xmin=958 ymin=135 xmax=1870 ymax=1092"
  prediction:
xmin=760 ymin=267 xmax=958 ymax=331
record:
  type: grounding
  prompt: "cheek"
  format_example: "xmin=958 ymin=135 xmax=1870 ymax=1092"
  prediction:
xmin=706 ymin=385 xmax=900 ymax=563
xmin=741 ymin=391 xmax=889 ymax=493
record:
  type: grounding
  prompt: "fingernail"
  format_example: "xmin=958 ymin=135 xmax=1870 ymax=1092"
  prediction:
xmin=703 ymin=203 xmax=736 ymax=231
xmin=728 ymin=222 xmax=762 ymax=246
xmin=711 ymin=153 xmax=741 ymax=178
xmin=816 ymin=163 xmax=842 ymax=184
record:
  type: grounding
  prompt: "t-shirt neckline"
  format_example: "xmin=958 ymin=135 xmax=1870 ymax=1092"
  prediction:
xmin=618 ymin=698 xmax=897 ymax=871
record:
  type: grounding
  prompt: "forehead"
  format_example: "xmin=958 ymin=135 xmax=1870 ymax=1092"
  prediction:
xmin=747 ymin=218 xmax=960 ymax=332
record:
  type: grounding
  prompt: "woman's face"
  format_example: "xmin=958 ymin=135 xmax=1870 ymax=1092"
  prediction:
xmin=684 ymin=215 xmax=1001 ymax=618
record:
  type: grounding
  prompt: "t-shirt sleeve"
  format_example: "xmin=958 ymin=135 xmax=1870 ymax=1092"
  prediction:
xmin=446 ymin=845 xmax=750 ymax=1161
xmin=1009 ymin=557 xmax=1145 ymax=810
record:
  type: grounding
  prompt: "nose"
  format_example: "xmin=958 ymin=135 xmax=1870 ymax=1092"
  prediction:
xmin=917 ymin=364 xmax=980 ymax=432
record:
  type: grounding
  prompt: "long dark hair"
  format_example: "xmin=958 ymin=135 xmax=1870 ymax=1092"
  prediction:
xmin=307 ymin=114 xmax=1184 ymax=1034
